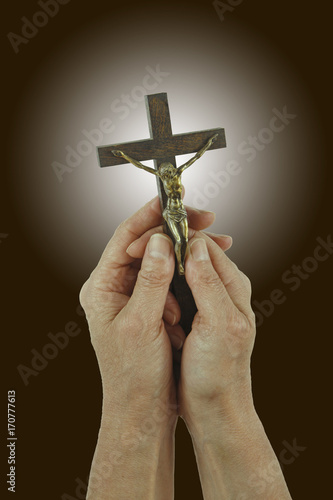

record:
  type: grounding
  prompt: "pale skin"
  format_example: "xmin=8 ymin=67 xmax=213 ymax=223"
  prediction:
xmin=112 ymin=133 xmax=218 ymax=274
xmin=79 ymin=196 xmax=293 ymax=500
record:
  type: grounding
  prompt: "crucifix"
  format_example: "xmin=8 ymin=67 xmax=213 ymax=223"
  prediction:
xmin=97 ymin=92 xmax=226 ymax=335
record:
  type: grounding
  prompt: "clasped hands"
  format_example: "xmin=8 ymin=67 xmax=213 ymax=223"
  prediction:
xmin=79 ymin=197 xmax=292 ymax=500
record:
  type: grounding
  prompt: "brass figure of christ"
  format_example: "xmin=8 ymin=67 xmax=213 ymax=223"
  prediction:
xmin=112 ymin=133 xmax=218 ymax=275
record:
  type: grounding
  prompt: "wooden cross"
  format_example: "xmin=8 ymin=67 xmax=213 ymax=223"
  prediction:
xmin=97 ymin=92 xmax=226 ymax=335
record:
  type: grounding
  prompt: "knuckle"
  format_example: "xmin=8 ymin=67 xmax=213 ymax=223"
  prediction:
xmin=224 ymin=310 xmax=255 ymax=359
xmin=79 ymin=279 xmax=90 ymax=310
xmin=193 ymin=266 xmax=222 ymax=289
xmin=203 ymin=277 xmax=226 ymax=303
xmin=232 ymin=310 xmax=255 ymax=341
xmin=199 ymin=313 xmax=220 ymax=333
xmin=138 ymin=266 xmax=168 ymax=288
xmin=247 ymin=309 xmax=256 ymax=330
xmin=79 ymin=271 xmax=103 ymax=315
xmin=125 ymin=305 xmax=162 ymax=342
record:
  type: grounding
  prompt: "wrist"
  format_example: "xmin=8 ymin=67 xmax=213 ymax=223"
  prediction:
xmin=188 ymin=410 xmax=292 ymax=500
xmin=87 ymin=409 xmax=177 ymax=500
xmin=182 ymin=378 xmax=257 ymax=445
xmin=101 ymin=392 xmax=178 ymax=444
xmin=183 ymin=385 xmax=292 ymax=500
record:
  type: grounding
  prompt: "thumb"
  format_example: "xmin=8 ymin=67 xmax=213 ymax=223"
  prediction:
xmin=129 ymin=234 xmax=175 ymax=326
xmin=185 ymin=238 xmax=232 ymax=320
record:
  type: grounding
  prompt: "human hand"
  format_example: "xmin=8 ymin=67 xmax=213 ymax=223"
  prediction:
xmin=79 ymin=197 xmax=230 ymax=425
xmin=178 ymin=233 xmax=256 ymax=433
xmin=180 ymin=236 xmax=293 ymax=500
xmin=80 ymin=198 xmax=175 ymax=431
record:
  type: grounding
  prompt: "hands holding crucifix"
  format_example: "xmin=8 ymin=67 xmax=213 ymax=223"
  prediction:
xmin=79 ymin=197 xmax=293 ymax=500
xmin=82 ymin=93 xmax=292 ymax=498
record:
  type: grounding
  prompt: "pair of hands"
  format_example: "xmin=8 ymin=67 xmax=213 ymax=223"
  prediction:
xmin=80 ymin=196 xmax=256 ymax=433
xmin=79 ymin=196 xmax=293 ymax=500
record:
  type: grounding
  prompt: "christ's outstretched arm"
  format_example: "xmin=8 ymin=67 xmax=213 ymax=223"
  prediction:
xmin=177 ymin=133 xmax=218 ymax=175
xmin=112 ymin=150 xmax=158 ymax=176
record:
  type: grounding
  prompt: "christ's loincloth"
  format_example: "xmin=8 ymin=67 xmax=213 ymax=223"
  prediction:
xmin=163 ymin=207 xmax=187 ymax=224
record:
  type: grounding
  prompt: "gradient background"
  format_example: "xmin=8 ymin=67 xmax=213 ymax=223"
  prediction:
xmin=2 ymin=0 xmax=332 ymax=498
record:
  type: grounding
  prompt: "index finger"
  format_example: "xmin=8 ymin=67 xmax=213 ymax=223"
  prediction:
xmin=97 ymin=196 xmax=162 ymax=271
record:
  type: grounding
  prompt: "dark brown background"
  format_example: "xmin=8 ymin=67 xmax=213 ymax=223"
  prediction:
xmin=2 ymin=0 xmax=332 ymax=498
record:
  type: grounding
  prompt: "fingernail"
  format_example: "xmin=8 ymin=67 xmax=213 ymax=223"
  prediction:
xmin=164 ymin=309 xmax=177 ymax=326
xmin=126 ymin=241 xmax=136 ymax=254
xmin=204 ymin=232 xmax=233 ymax=247
xmin=190 ymin=238 xmax=210 ymax=261
xmin=220 ymin=235 xmax=233 ymax=245
xmin=193 ymin=208 xmax=215 ymax=215
xmin=170 ymin=334 xmax=184 ymax=351
xmin=148 ymin=234 xmax=171 ymax=259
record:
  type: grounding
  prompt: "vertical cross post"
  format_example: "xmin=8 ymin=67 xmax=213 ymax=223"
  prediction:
xmin=145 ymin=93 xmax=197 ymax=335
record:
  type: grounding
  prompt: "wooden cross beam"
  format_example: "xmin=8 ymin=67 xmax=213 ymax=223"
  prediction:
xmin=97 ymin=92 xmax=226 ymax=335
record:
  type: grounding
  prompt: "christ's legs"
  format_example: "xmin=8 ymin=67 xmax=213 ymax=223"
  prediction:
xmin=180 ymin=218 xmax=188 ymax=270
xmin=164 ymin=217 xmax=188 ymax=275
